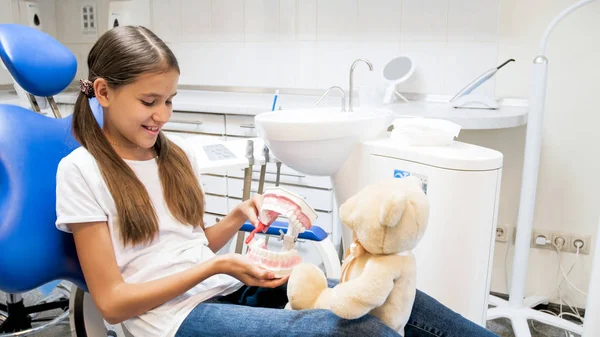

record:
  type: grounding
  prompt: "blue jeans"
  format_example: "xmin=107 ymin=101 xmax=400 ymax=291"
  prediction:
xmin=175 ymin=279 xmax=499 ymax=337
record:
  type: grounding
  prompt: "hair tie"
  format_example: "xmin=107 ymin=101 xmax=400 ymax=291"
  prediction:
xmin=79 ymin=79 xmax=95 ymax=98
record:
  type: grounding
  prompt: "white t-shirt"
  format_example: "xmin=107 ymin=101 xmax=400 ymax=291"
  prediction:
xmin=55 ymin=139 xmax=243 ymax=337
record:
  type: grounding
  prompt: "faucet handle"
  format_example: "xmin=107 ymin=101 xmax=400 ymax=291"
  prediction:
xmin=316 ymin=86 xmax=347 ymax=112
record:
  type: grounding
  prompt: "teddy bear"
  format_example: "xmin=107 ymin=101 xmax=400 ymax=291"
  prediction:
xmin=286 ymin=176 xmax=429 ymax=335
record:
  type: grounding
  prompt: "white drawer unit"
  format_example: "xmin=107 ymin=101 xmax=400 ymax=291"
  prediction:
xmin=226 ymin=177 xmax=333 ymax=212
xmin=164 ymin=112 xmax=225 ymax=136
xmin=204 ymin=194 xmax=228 ymax=215
xmin=203 ymin=212 xmax=223 ymax=228
xmin=225 ymin=115 xmax=257 ymax=137
xmin=200 ymin=174 xmax=227 ymax=196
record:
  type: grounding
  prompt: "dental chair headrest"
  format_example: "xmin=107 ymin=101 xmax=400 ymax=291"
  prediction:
xmin=0 ymin=24 xmax=77 ymax=97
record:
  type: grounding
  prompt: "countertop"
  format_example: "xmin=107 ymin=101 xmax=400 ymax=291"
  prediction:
xmin=388 ymin=100 xmax=528 ymax=130
xmin=0 ymin=88 xmax=528 ymax=130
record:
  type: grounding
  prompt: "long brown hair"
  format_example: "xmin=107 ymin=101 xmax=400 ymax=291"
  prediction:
xmin=72 ymin=26 xmax=204 ymax=246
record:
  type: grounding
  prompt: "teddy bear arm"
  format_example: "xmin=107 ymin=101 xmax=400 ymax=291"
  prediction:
xmin=328 ymin=271 xmax=396 ymax=319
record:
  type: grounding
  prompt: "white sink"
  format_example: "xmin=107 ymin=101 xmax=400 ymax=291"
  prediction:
xmin=255 ymin=107 xmax=393 ymax=176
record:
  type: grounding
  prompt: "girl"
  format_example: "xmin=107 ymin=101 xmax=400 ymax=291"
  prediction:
xmin=55 ymin=26 xmax=499 ymax=337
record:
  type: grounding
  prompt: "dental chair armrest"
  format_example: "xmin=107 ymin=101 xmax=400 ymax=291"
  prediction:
xmin=240 ymin=220 xmax=328 ymax=242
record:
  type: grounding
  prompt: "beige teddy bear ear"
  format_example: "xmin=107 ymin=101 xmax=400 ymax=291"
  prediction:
xmin=379 ymin=190 xmax=407 ymax=227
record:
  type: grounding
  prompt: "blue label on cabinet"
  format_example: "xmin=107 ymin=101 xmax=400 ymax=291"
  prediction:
xmin=394 ymin=169 xmax=411 ymax=178
xmin=393 ymin=169 xmax=428 ymax=195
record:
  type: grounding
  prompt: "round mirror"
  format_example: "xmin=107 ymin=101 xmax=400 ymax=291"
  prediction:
xmin=382 ymin=56 xmax=415 ymax=104
xmin=383 ymin=56 xmax=414 ymax=82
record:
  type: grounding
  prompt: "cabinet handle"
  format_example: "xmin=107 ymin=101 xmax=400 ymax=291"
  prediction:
xmin=163 ymin=129 xmax=223 ymax=136
xmin=243 ymin=188 xmax=305 ymax=199
xmin=276 ymin=172 xmax=306 ymax=178
xmin=168 ymin=119 xmax=204 ymax=125
xmin=239 ymin=124 xmax=255 ymax=129
xmin=249 ymin=169 xmax=306 ymax=178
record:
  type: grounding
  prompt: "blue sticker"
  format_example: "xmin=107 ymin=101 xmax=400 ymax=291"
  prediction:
xmin=394 ymin=169 xmax=411 ymax=179
xmin=393 ymin=169 xmax=428 ymax=195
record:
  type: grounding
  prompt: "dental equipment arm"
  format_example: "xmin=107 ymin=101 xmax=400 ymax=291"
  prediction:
xmin=245 ymin=145 xmax=270 ymax=245
xmin=235 ymin=140 xmax=255 ymax=254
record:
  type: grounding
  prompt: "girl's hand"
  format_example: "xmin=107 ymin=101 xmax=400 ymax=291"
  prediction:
xmin=235 ymin=194 xmax=264 ymax=228
xmin=218 ymin=253 xmax=289 ymax=288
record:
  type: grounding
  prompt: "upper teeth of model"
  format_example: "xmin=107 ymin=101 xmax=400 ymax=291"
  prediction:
xmin=262 ymin=203 xmax=306 ymax=234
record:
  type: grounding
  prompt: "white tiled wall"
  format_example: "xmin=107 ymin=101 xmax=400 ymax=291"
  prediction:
xmin=58 ymin=0 xmax=502 ymax=96
xmin=0 ymin=0 xmax=15 ymax=84
xmin=401 ymin=0 xmax=449 ymax=42
xmin=0 ymin=0 xmax=14 ymax=24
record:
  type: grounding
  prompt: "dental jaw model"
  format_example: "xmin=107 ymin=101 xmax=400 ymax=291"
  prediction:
xmin=245 ymin=187 xmax=317 ymax=278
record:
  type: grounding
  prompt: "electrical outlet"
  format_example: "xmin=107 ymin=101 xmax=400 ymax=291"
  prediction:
xmin=531 ymin=229 xmax=553 ymax=249
xmin=81 ymin=3 xmax=98 ymax=35
xmin=496 ymin=226 xmax=508 ymax=242
xmin=551 ymin=232 xmax=571 ymax=252
xmin=496 ymin=225 xmax=514 ymax=243
xmin=571 ymin=235 xmax=592 ymax=255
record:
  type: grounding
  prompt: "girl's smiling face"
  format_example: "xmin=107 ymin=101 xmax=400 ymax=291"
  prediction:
xmin=95 ymin=68 xmax=179 ymax=159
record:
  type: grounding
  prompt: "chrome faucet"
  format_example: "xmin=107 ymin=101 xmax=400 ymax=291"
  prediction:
xmin=316 ymin=86 xmax=346 ymax=112
xmin=348 ymin=58 xmax=373 ymax=112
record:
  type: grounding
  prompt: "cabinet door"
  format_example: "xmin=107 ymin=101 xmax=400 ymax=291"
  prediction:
xmin=225 ymin=115 xmax=257 ymax=137
xmin=164 ymin=112 xmax=226 ymax=136
xmin=204 ymin=194 xmax=228 ymax=215
xmin=200 ymin=174 xmax=227 ymax=196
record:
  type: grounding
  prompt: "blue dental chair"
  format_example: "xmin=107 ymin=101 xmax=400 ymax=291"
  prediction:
xmin=0 ymin=24 xmax=109 ymax=336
